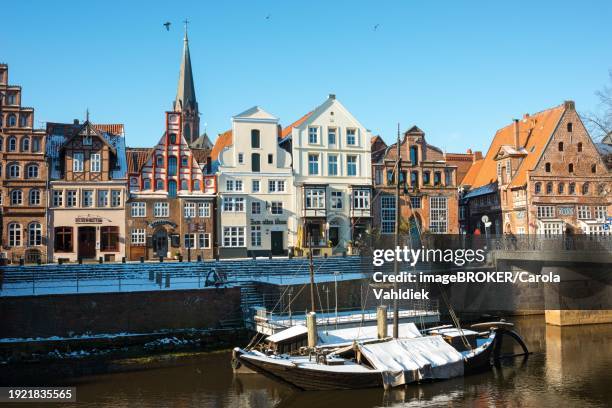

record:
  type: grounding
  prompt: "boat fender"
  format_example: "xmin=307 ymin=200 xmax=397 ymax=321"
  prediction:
xmin=231 ymin=357 xmax=242 ymax=370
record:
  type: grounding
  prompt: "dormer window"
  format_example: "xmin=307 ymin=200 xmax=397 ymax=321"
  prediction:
xmin=83 ymin=135 xmax=92 ymax=145
xmin=169 ymin=133 xmax=177 ymax=144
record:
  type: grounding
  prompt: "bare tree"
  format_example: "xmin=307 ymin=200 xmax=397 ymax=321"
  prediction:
xmin=582 ymin=69 xmax=612 ymax=142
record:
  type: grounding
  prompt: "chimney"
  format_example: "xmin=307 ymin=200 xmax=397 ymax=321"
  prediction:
xmin=564 ymin=100 xmax=575 ymax=110
xmin=466 ymin=148 xmax=472 ymax=154
xmin=73 ymin=119 xmax=79 ymax=125
xmin=513 ymin=119 xmax=520 ymax=149
xmin=474 ymin=151 xmax=483 ymax=161
xmin=328 ymin=93 xmax=336 ymax=100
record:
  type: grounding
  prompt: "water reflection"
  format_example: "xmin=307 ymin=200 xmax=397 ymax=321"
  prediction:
xmin=55 ymin=316 xmax=611 ymax=408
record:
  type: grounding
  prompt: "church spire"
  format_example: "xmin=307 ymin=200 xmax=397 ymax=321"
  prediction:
xmin=174 ymin=19 xmax=199 ymax=144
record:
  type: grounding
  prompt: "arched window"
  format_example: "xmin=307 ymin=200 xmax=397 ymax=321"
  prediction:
xmin=29 ymin=189 xmax=41 ymax=205
xmin=180 ymin=179 xmax=188 ymax=190
xmin=10 ymin=189 xmax=23 ymax=205
xmin=569 ymin=182 xmax=576 ymax=195
xmin=193 ymin=180 xmax=201 ymax=191
xmin=568 ymin=163 xmax=574 ymax=173
xmin=26 ymin=164 xmax=39 ymax=179
xmin=8 ymin=163 xmax=20 ymax=178
xmin=19 ymin=115 xmax=27 ymax=127
xmin=546 ymin=182 xmax=553 ymax=194
xmin=156 ymin=155 xmax=163 ymax=167
xmin=409 ymin=146 xmax=418 ymax=165
xmin=155 ymin=179 xmax=164 ymax=191
xmin=567 ymin=122 xmax=573 ymax=132
xmin=251 ymin=129 xmax=260 ymax=148
xmin=558 ymin=183 xmax=565 ymax=194
xmin=181 ymin=155 xmax=189 ymax=167
xmin=168 ymin=180 xmax=177 ymax=197
xmin=582 ymin=182 xmax=589 ymax=195
xmin=558 ymin=142 xmax=563 ymax=151
xmin=591 ymin=164 xmax=597 ymax=173
xmin=8 ymin=137 xmax=17 ymax=151
xmin=545 ymin=162 xmax=551 ymax=172
xmin=8 ymin=223 xmax=22 ymax=246
xmin=169 ymin=133 xmax=177 ymax=144
xmin=251 ymin=153 xmax=260 ymax=172
xmin=168 ymin=156 xmax=177 ymax=175
xmin=143 ymin=178 xmax=151 ymax=190
xmin=535 ymin=182 xmax=542 ymax=194
xmin=577 ymin=142 xmax=582 ymax=152
xmin=28 ymin=222 xmax=42 ymax=246
xmin=8 ymin=114 xmax=16 ymax=127
xmin=31 ymin=137 xmax=40 ymax=152
xmin=598 ymin=184 xmax=606 ymax=195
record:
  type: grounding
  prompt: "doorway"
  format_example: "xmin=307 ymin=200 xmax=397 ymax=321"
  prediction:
xmin=153 ymin=228 xmax=168 ymax=257
xmin=270 ymin=231 xmax=284 ymax=255
xmin=329 ymin=226 xmax=339 ymax=247
xmin=77 ymin=227 xmax=96 ymax=259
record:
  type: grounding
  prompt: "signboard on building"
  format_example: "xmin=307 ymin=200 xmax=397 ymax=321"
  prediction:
xmin=75 ymin=216 xmax=103 ymax=224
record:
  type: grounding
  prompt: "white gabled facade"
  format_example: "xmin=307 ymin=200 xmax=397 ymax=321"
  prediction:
xmin=286 ymin=95 xmax=372 ymax=252
xmin=217 ymin=107 xmax=294 ymax=258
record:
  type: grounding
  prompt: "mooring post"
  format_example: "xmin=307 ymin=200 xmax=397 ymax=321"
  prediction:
xmin=377 ymin=305 xmax=388 ymax=339
xmin=149 ymin=270 xmax=154 ymax=281
xmin=140 ymin=256 xmax=144 ymax=263
xmin=165 ymin=273 xmax=170 ymax=288
xmin=307 ymin=312 xmax=317 ymax=348
xmin=159 ymin=256 xmax=163 ymax=263
xmin=156 ymin=272 xmax=162 ymax=287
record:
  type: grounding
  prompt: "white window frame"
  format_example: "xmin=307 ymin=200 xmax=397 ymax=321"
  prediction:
xmin=328 ymin=155 xmax=338 ymax=176
xmin=154 ymin=202 xmax=169 ymax=217
xmin=73 ymin=152 xmax=84 ymax=172
xmin=331 ymin=191 xmax=343 ymax=209
xmin=577 ymin=206 xmax=591 ymax=220
xmin=223 ymin=197 xmax=245 ymax=212
xmin=90 ymin=153 xmax=101 ymax=172
xmin=251 ymin=201 xmax=261 ymax=214
xmin=252 ymin=180 xmax=260 ymax=193
xmin=131 ymin=202 xmax=146 ymax=217
xmin=346 ymin=128 xmax=356 ymax=145
xmin=198 ymin=233 xmax=211 ymax=249
xmin=82 ymin=190 xmax=94 ymax=207
xmin=98 ymin=190 xmax=109 ymax=207
xmin=308 ymin=127 xmax=318 ymax=144
xmin=347 ymin=155 xmax=358 ymax=176
xmin=305 ymin=188 xmax=325 ymax=209
xmin=53 ymin=190 xmax=63 ymax=207
xmin=198 ymin=202 xmax=210 ymax=217
xmin=537 ymin=206 xmax=555 ymax=219
xmin=381 ymin=196 xmax=396 ymax=234
xmin=66 ymin=190 xmax=77 ymax=207
xmin=251 ymin=226 xmax=262 ymax=247
xmin=131 ymin=228 xmax=146 ymax=244
xmin=271 ymin=201 xmax=283 ymax=215
xmin=308 ymin=154 xmax=319 ymax=175
xmin=429 ymin=196 xmax=448 ymax=234
xmin=184 ymin=202 xmax=196 ymax=218
xmin=223 ymin=226 xmax=245 ymax=247
xmin=353 ymin=190 xmax=370 ymax=210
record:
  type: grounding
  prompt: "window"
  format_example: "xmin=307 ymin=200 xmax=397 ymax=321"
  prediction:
xmin=82 ymin=190 xmax=94 ymax=207
xmin=251 ymin=201 xmax=261 ymax=214
xmin=184 ymin=202 xmax=196 ymax=217
xmin=193 ymin=179 xmax=201 ymax=191
xmin=252 ymin=180 xmax=260 ymax=193
xmin=381 ymin=196 xmax=396 ymax=234
xmin=226 ymin=179 xmax=243 ymax=192
xmin=598 ymin=184 xmax=606 ymax=196
xmin=308 ymin=127 xmax=318 ymax=144
xmin=198 ymin=202 xmax=210 ymax=217
xmin=31 ymin=138 xmax=40 ymax=152
xmin=169 ymin=133 xmax=177 ymax=144
xmin=410 ymin=196 xmax=421 ymax=209
xmin=434 ymin=171 xmax=442 ymax=186
xmin=328 ymin=128 xmax=336 ymax=145
xmin=184 ymin=234 xmax=196 ymax=249
xmin=29 ymin=189 xmax=40 ymax=205
xmin=459 ymin=206 xmax=466 ymax=220
xmin=54 ymin=227 xmax=73 ymax=251
xmin=305 ymin=189 xmax=325 ymax=209
xmin=537 ymin=206 xmax=555 ymax=218
xmin=66 ymin=190 xmax=77 ymax=207
xmin=558 ymin=183 xmax=565 ymax=194
xmin=546 ymin=182 xmax=553 ymax=195
xmin=90 ymin=153 xmax=101 ymax=172
xmin=497 ymin=162 xmax=502 ymax=179
xmin=581 ymin=182 xmax=589 ymax=195
xmin=569 ymin=182 xmax=576 ymax=195
xmin=53 ymin=190 xmax=63 ymax=207
xmin=7 ymin=94 xmax=16 ymax=105
xmin=595 ymin=206 xmax=607 ymax=220
xmin=308 ymin=154 xmax=319 ymax=175
xmin=347 ymin=155 xmax=357 ymax=176
xmin=251 ymin=129 xmax=260 ymax=148
xmin=8 ymin=137 xmax=16 ymax=151
xmin=331 ymin=191 xmax=343 ymax=209
xmin=568 ymin=163 xmax=574 ymax=173
xmin=271 ymin=201 xmax=283 ymax=214
xmin=28 ymin=223 xmax=42 ymax=246
xmin=8 ymin=114 xmax=16 ymax=127
xmin=140 ymin=178 xmax=149 ymax=190
xmin=168 ymin=180 xmax=177 ymax=197
xmin=198 ymin=233 xmax=211 ymax=249
xmin=535 ymin=182 xmax=542 ymax=194
xmin=19 ymin=115 xmax=27 ymax=127
xmin=411 ymin=171 xmax=419 ymax=188
xmin=346 ymin=128 xmax=356 ymax=145
xmin=10 ymin=190 xmax=22 ymax=205
xmin=131 ymin=229 xmax=146 ymax=244
xmin=353 ymin=190 xmax=370 ymax=210
xmin=429 ymin=196 xmax=448 ymax=234
xmin=156 ymin=155 xmax=163 ymax=166
xmin=591 ymin=164 xmax=597 ymax=174
xmin=27 ymin=164 xmax=39 ymax=178
xmin=375 ymin=169 xmax=382 ymax=185
xmin=223 ymin=197 xmax=245 ymax=212
xmin=168 ymin=156 xmax=177 ymax=175
xmin=251 ymin=226 xmax=262 ymax=247
xmin=268 ymin=154 xmax=273 ymax=164
xmin=238 ymin=153 xmax=244 ymax=164
xmin=73 ymin=152 xmax=84 ymax=172
xmin=131 ymin=202 xmax=146 ymax=217
xmin=95 ymin=190 xmax=108 ymax=207
xmin=541 ymin=222 xmax=563 ymax=236
xmin=567 ymin=122 xmax=573 ymax=132
xmin=156 ymin=179 xmax=164 ymax=191
xmin=100 ymin=226 xmax=119 ymax=252
xmin=252 ymin=153 xmax=260 ymax=172
xmin=268 ymin=180 xmax=285 ymax=192
xmin=386 ymin=170 xmax=395 ymax=185
xmin=8 ymin=223 xmax=22 ymax=246
xmin=130 ymin=177 xmax=139 ymax=190
xmin=577 ymin=142 xmax=582 ymax=152
xmin=423 ymin=171 xmax=431 ymax=185
xmin=8 ymin=163 xmax=20 ymax=178
xmin=154 ymin=202 xmax=169 ymax=217
xmin=577 ymin=206 xmax=591 ymax=219
xmin=328 ymin=155 xmax=338 ymax=176
xmin=22 ymin=137 xmax=30 ymax=152
xmin=223 ymin=227 xmax=245 ymax=247
xmin=181 ymin=155 xmax=189 ymax=167
xmin=111 ymin=190 xmax=121 ymax=207
xmin=82 ymin=135 xmax=92 ymax=145
xmin=181 ymin=179 xmax=188 ymax=190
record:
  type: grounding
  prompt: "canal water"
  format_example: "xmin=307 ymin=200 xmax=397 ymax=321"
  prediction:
xmin=51 ymin=316 xmax=612 ymax=407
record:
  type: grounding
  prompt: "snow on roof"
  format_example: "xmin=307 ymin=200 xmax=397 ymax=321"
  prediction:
xmin=266 ymin=325 xmax=308 ymax=343
xmin=319 ymin=322 xmax=421 ymax=345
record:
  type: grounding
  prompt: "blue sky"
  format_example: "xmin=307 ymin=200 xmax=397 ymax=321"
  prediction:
xmin=2 ymin=1 xmax=611 ymax=152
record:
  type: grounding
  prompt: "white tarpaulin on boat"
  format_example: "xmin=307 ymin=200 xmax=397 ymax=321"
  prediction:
xmin=318 ymin=323 xmax=421 ymax=345
xmin=359 ymin=336 xmax=464 ymax=387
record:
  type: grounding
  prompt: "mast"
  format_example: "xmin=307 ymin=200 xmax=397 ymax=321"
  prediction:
xmin=308 ymin=230 xmax=316 ymax=313
xmin=393 ymin=123 xmax=401 ymax=338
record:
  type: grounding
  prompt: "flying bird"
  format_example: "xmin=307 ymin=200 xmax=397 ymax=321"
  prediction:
xmin=163 ymin=22 xmax=171 ymax=31
xmin=265 ymin=14 xmax=271 ymax=20
xmin=373 ymin=24 xmax=380 ymax=31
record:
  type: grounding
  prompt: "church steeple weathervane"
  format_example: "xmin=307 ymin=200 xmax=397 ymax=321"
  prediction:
xmin=174 ymin=18 xmax=199 ymax=144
